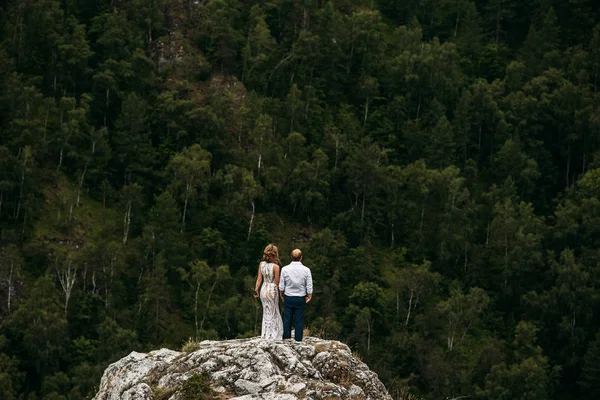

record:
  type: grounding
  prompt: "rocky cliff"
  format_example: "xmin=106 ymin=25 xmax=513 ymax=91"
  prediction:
xmin=93 ymin=336 xmax=392 ymax=400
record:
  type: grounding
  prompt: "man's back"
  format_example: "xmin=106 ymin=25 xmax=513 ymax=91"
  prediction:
xmin=279 ymin=261 xmax=313 ymax=297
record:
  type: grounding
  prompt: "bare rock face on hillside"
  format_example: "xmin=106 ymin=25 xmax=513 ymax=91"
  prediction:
xmin=93 ymin=336 xmax=392 ymax=400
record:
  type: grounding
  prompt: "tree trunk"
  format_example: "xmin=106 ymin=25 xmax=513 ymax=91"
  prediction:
xmin=155 ymin=297 xmax=160 ymax=339
xmin=334 ymin=134 xmax=340 ymax=170
xmin=181 ymin=183 xmax=190 ymax=233
xmin=504 ymin=224 xmax=508 ymax=289
xmin=396 ymin=290 xmax=399 ymax=323
xmin=104 ymin=88 xmax=110 ymax=127
xmin=57 ymin=259 xmax=77 ymax=318
xmin=419 ymin=203 xmax=425 ymax=235
xmin=195 ymin=280 xmax=200 ymax=339
xmin=56 ymin=147 xmax=64 ymax=176
xmin=7 ymin=260 xmax=14 ymax=313
xmin=123 ymin=200 xmax=132 ymax=244
xmin=405 ymin=289 xmax=414 ymax=327
xmin=495 ymin=2 xmax=501 ymax=44
xmin=77 ymin=161 xmax=88 ymax=207
xmin=566 ymin=141 xmax=571 ymax=189
xmin=248 ymin=201 xmax=255 ymax=240
xmin=200 ymin=280 xmax=218 ymax=330
xmin=103 ymin=263 xmax=108 ymax=308
xmin=366 ymin=317 xmax=371 ymax=354
xmin=458 ymin=319 xmax=474 ymax=347
xmin=360 ymin=191 xmax=366 ymax=238
xmin=21 ymin=211 xmax=26 ymax=238
xmin=44 ymin=104 xmax=50 ymax=141
xmin=103 ymin=256 xmax=115 ymax=309
xmin=464 ymin=240 xmax=468 ymax=272
xmin=15 ymin=150 xmax=27 ymax=220
xmin=454 ymin=3 xmax=460 ymax=37
xmin=103 ymin=187 xmax=107 ymax=222
xmin=257 ymin=154 xmax=262 ymax=176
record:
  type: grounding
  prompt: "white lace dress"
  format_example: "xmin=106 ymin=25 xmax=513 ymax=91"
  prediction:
xmin=259 ymin=262 xmax=283 ymax=339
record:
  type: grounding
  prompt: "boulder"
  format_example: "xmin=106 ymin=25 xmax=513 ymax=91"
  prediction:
xmin=93 ymin=336 xmax=392 ymax=400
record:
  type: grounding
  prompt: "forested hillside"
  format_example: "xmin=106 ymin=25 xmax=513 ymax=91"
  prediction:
xmin=2 ymin=0 xmax=600 ymax=398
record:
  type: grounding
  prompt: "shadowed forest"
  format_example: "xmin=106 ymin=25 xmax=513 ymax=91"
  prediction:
xmin=2 ymin=0 xmax=600 ymax=399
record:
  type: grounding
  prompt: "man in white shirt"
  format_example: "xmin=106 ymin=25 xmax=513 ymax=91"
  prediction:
xmin=279 ymin=248 xmax=313 ymax=341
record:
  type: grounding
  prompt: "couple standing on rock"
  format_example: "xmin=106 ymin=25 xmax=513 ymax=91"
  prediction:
xmin=253 ymin=244 xmax=313 ymax=341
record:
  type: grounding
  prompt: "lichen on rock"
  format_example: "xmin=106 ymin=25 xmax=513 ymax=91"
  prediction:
xmin=93 ymin=337 xmax=392 ymax=400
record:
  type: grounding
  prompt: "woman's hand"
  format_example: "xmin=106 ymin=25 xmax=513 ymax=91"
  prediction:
xmin=253 ymin=289 xmax=259 ymax=298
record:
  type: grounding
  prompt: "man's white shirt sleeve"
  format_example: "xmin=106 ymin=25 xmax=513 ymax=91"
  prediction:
xmin=279 ymin=268 xmax=287 ymax=292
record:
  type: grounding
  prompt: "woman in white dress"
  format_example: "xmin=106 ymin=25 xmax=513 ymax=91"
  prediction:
xmin=253 ymin=244 xmax=283 ymax=339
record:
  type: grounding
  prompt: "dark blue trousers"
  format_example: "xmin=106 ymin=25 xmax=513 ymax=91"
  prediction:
xmin=283 ymin=295 xmax=306 ymax=341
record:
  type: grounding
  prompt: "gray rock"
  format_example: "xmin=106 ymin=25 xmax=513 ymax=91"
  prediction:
xmin=93 ymin=337 xmax=392 ymax=400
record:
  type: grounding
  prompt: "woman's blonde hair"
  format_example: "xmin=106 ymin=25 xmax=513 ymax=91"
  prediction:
xmin=262 ymin=244 xmax=280 ymax=265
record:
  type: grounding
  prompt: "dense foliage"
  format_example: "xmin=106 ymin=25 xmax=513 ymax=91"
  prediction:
xmin=1 ymin=0 xmax=600 ymax=398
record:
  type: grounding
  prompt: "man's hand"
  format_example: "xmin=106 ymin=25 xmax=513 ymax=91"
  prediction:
xmin=305 ymin=294 xmax=312 ymax=303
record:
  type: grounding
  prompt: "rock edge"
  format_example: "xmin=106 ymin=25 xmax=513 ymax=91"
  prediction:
xmin=93 ymin=336 xmax=392 ymax=400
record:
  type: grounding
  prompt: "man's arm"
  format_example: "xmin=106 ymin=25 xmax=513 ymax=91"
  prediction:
xmin=305 ymin=269 xmax=313 ymax=303
xmin=279 ymin=268 xmax=286 ymax=301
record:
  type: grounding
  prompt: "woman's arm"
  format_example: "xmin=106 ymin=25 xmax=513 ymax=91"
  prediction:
xmin=254 ymin=262 xmax=263 ymax=298
xmin=274 ymin=264 xmax=280 ymax=286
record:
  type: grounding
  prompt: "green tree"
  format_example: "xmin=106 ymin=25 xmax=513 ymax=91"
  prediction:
xmin=0 ymin=245 xmax=23 ymax=316
xmin=0 ymin=335 xmax=23 ymax=400
xmin=437 ymin=285 xmax=489 ymax=351
xmin=167 ymin=144 xmax=212 ymax=233
xmin=524 ymin=249 xmax=596 ymax=388
xmin=6 ymin=275 xmax=68 ymax=376
xmin=480 ymin=321 xmax=557 ymax=400
xmin=215 ymin=165 xmax=262 ymax=239
xmin=343 ymin=139 xmax=387 ymax=240
xmin=521 ymin=7 xmax=561 ymax=76
xmin=393 ymin=261 xmax=440 ymax=328
xmin=179 ymin=260 xmax=211 ymax=340
xmin=579 ymin=330 xmax=600 ymax=400
xmin=242 ymin=5 xmax=275 ymax=88
xmin=112 ymin=93 xmax=155 ymax=185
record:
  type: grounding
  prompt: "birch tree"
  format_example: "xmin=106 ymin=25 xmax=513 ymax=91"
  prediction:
xmin=200 ymin=264 xmax=230 ymax=330
xmin=0 ymin=146 xmax=16 ymax=218
xmin=1 ymin=245 xmax=23 ymax=316
xmin=399 ymin=261 xmax=440 ymax=328
xmin=215 ymin=165 xmax=262 ymax=240
xmin=101 ymin=241 xmax=124 ymax=310
xmin=55 ymin=257 xmax=78 ymax=318
xmin=14 ymin=146 xmax=32 ymax=221
xmin=437 ymin=286 xmax=489 ymax=351
xmin=242 ymin=5 xmax=275 ymax=88
xmin=179 ymin=260 xmax=211 ymax=340
xmin=344 ymin=139 xmax=387 ymax=239
xmin=120 ymin=183 xmax=143 ymax=245
xmin=167 ymin=144 xmax=211 ymax=233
